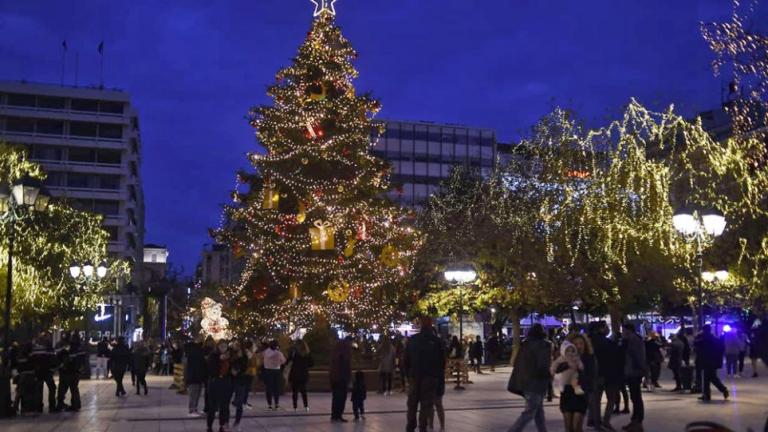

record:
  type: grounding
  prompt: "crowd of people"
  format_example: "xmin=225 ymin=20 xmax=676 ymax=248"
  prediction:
xmin=508 ymin=321 xmax=764 ymax=432
xmin=0 ymin=319 xmax=764 ymax=432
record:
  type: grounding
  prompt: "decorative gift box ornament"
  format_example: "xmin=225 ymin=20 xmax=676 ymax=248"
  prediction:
xmin=356 ymin=218 xmax=370 ymax=241
xmin=326 ymin=281 xmax=350 ymax=303
xmin=306 ymin=82 xmax=329 ymax=101
xmin=343 ymin=238 xmax=356 ymax=257
xmin=380 ymin=244 xmax=400 ymax=268
xmin=309 ymin=219 xmax=335 ymax=250
xmin=305 ymin=121 xmax=324 ymax=139
xmin=262 ymin=184 xmax=280 ymax=209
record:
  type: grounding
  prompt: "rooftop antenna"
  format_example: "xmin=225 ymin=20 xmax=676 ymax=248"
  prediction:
xmin=60 ymin=40 xmax=67 ymax=86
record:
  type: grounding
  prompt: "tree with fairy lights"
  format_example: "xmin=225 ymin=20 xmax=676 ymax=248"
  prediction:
xmin=214 ymin=2 xmax=420 ymax=335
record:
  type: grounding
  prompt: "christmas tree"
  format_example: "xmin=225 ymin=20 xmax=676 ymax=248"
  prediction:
xmin=215 ymin=2 xmax=420 ymax=335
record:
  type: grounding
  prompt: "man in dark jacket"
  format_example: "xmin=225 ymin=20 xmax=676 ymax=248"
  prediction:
xmin=184 ymin=337 xmax=207 ymax=415
xmin=698 ymin=325 xmax=729 ymax=402
xmin=508 ymin=323 xmax=551 ymax=432
xmin=109 ymin=337 xmax=131 ymax=397
xmin=486 ymin=334 xmax=500 ymax=372
xmin=589 ymin=321 xmax=623 ymax=431
xmin=30 ymin=333 xmax=59 ymax=413
xmin=622 ymin=323 xmax=648 ymax=432
xmin=329 ymin=336 xmax=352 ymax=422
xmin=56 ymin=334 xmax=85 ymax=411
xmin=404 ymin=316 xmax=444 ymax=432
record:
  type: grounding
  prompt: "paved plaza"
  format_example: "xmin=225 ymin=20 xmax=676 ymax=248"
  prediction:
xmin=2 ymin=365 xmax=767 ymax=432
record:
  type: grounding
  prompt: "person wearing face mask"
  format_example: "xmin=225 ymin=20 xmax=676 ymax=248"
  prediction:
xmin=262 ymin=339 xmax=287 ymax=411
xmin=206 ymin=341 xmax=234 ymax=432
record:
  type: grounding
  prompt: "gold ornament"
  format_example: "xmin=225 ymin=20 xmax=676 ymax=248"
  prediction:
xmin=380 ymin=244 xmax=400 ymax=268
xmin=327 ymin=281 xmax=350 ymax=303
xmin=344 ymin=238 xmax=356 ymax=257
xmin=297 ymin=201 xmax=307 ymax=223
xmin=337 ymin=185 xmax=345 ymax=192
xmin=301 ymin=157 xmax=309 ymax=165
xmin=262 ymin=184 xmax=279 ymax=209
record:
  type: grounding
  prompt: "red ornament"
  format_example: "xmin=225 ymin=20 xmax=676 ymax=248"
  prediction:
xmin=342 ymin=147 xmax=351 ymax=156
xmin=337 ymin=255 xmax=345 ymax=264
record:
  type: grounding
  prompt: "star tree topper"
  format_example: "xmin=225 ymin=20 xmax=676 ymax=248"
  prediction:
xmin=310 ymin=0 xmax=337 ymax=17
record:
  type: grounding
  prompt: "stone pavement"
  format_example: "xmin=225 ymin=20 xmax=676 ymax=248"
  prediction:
xmin=1 ymin=364 xmax=767 ymax=432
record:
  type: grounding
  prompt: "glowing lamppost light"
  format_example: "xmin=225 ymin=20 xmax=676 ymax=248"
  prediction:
xmin=82 ymin=261 xmax=95 ymax=278
xmin=444 ymin=269 xmax=477 ymax=284
xmin=96 ymin=261 xmax=108 ymax=278
xmin=69 ymin=262 xmax=81 ymax=278
xmin=701 ymin=212 xmax=727 ymax=237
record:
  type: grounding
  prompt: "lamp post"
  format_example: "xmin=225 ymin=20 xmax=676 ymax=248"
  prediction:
xmin=672 ymin=209 xmax=726 ymax=329
xmin=0 ymin=176 xmax=50 ymax=362
xmin=444 ymin=266 xmax=477 ymax=343
xmin=69 ymin=260 xmax=108 ymax=335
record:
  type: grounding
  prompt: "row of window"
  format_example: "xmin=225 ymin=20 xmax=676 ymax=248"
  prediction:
xmin=390 ymin=161 xmax=479 ymax=178
xmin=372 ymin=140 xmax=494 ymax=160
xmin=2 ymin=92 xmax=125 ymax=114
xmin=45 ymin=171 xmax=121 ymax=190
xmin=1 ymin=116 xmax=123 ymax=139
xmin=67 ymin=198 xmax=121 ymax=216
xmin=378 ymin=124 xmax=494 ymax=147
xmin=29 ymin=144 xmax=123 ymax=164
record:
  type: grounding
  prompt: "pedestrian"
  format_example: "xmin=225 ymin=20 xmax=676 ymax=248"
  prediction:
xmin=749 ymin=328 xmax=761 ymax=378
xmin=471 ymin=335 xmax=484 ymax=374
xmin=229 ymin=342 xmax=249 ymax=430
xmin=736 ymin=329 xmax=748 ymax=377
xmin=206 ymin=340 xmax=233 ymax=432
xmin=588 ymin=321 xmax=622 ymax=431
xmin=184 ymin=336 xmax=207 ymax=416
xmin=242 ymin=340 xmax=256 ymax=409
xmin=329 ymin=336 xmax=352 ymax=422
xmin=507 ymin=323 xmax=552 ymax=432
xmin=395 ymin=337 xmax=408 ymax=392
xmin=377 ymin=337 xmax=395 ymax=395
xmin=692 ymin=329 xmax=704 ymax=393
xmin=287 ymin=338 xmax=313 ymax=411
xmin=698 ymin=325 xmax=729 ymax=402
xmin=351 ymin=370 xmax=366 ymax=421
xmin=404 ymin=316 xmax=444 ymax=432
xmin=110 ymin=337 xmax=131 ymax=397
xmin=552 ymin=334 xmax=595 ymax=432
xmin=668 ymin=334 xmax=684 ymax=391
xmin=486 ymin=333 xmax=500 ymax=372
xmin=131 ymin=341 xmax=151 ymax=395
xmin=723 ymin=328 xmax=741 ymax=378
xmin=95 ymin=337 xmax=110 ymax=380
xmin=622 ymin=323 xmax=648 ymax=432
xmin=30 ymin=333 xmax=59 ymax=413
xmin=429 ymin=345 xmax=447 ymax=432
xmin=262 ymin=339 xmax=286 ymax=411
xmin=56 ymin=333 xmax=84 ymax=412
xmin=160 ymin=344 xmax=170 ymax=376
xmin=644 ymin=331 xmax=663 ymax=388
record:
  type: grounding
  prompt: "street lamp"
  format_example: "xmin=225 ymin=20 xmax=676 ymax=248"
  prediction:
xmin=672 ymin=208 xmax=726 ymax=329
xmin=69 ymin=260 xmax=108 ymax=338
xmin=444 ymin=264 xmax=476 ymax=391
xmin=1 ymin=176 xmax=50 ymax=364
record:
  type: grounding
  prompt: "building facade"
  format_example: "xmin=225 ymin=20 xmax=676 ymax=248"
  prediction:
xmin=372 ymin=120 xmax=497 ymax=207
xmin=200 ymin=243 xmax=236 ymax=287
xmin=0 ymin=80 xmax=145 ymax=269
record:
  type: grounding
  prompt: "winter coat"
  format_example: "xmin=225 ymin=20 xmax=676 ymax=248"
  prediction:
xmin=184 ymin=342 xmax=207 ymax=385
xmin=132 ymin=348 xmax=152 ymax=374
xmin=592 ymin=333 xmax=624 ymax=384
xmin=508 ymin=336 xmax=552 ymax=395
xmin=288 ymin=351 xmax=314 ymax=384
xmin=723 ymin=332 xmax=741 ymax=355
xmin=404 ymin=330 xmax=445 ymax=380
xmin=668 ymin=338 xmax=684 ymax=370
xmin=378 ymin=348 xmax=395 ymax=374
xmin=110 ymin=343 xmax=132 ymax=373
xmin=623 ymin=331 xmax=648 ymax=379
xmin=470 ymin=341 xmax=484 ymax=359
xmin=329 ymin=340 xmax=352 ymax=385
xmin=698 ymin=333 xmax=724 ymax=370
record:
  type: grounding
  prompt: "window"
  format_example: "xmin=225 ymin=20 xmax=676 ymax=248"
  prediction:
xmin=400 ymin=161 xmax=413 ymax=175
xmin=385 ymin=126 xmax=399 ymax=140
xmin=37 ymin=119 xmax=64 ymax=135
xmin=70 ymin=121 xmax=98 ymax=137
xmin=67 ymin=173 xmax=89 ymax=188
xmin=428 ymin=127 xmax=442 ymax=143
xmin=400 ymin=126 xmax=414 ymax=141
xmin=482 ymin=146 xmax=493 ymax=160
xmin=414 ymin=162 xmax=427 ymax=176
xmin=456 ymin=131 xmax=468 ymax=145
xmin=98 ymin=123 xmax=123 ymax=139
xmin=31 ymin=145 xmax=63 ymax=161
xmin=401 ymin=140 xmax=414 ymax=155
xmin=5 ymin=117 xmax=35 ymax=133
xmin=38 ymin=96 xmax=66 ymax=109
xmin=441 ymin=142 xmax=453 ymax=158
xmin=481 ymin=132 xmax=494 ymax=147
xmin=71 ymin=98 xmax=99 ymax=112
xmin=94 ymin=200 xmax=120 ymax=216
xmin=68 ymin=147 xmax=96 ymax=163
xmin=386 ymin=138 xmax=399 ymax=155
xmin=415 ymin=140 xmax=427 ymax=156
xmin=99 ymin=101 xmax=124 ymax=114
xmin=6 ymin=93 xmax=36 ymax=107
xmin=44 ymin=171 xmax=65 ymax=187
xmin=104 ymin=225 xmax=119 ymax=242
xmin=456 ymin=144 xmax=468 ymax=159
xmin=415 ymin=126 xmax=428 ymax=141
xmin=96 ymin=175 xmax=121 ymax=190
xmin=468 ymin=145 xmax=481 ymax=158
xmin=97 ymin=149 xmax=122 ymax=164
xmin=428 ymin=163 xmax=441 ymax=177
xmin=468 ymin=130 xmax=481 ymax=147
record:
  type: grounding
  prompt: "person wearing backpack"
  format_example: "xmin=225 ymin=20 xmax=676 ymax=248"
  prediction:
xmin=507 ymin=323 xmax=552 ymax=432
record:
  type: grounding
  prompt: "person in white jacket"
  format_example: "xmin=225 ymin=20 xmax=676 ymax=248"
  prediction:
xmin=262 ymin=340 xmax=286 ymax=410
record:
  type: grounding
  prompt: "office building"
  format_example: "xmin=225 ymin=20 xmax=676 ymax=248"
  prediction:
xmin=372 ymin=120 xmax=497 ymax=207
xmin=200 ymin=243 xmax=237 ymax=287
xmin=0 ymin=80 xmax=145 ymax=270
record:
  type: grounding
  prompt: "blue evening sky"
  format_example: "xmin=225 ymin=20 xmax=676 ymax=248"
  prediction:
xmin=0 ymin=1 xmax=761 ymax=272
